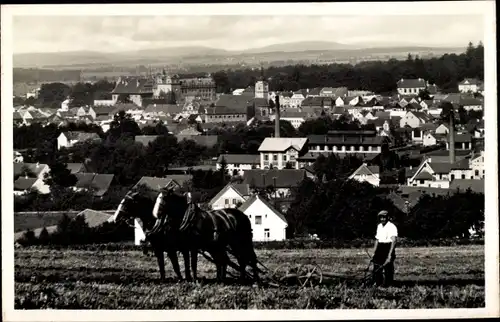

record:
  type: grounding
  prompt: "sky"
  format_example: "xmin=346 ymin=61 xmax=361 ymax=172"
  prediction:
xmin=12 ymin=15 xmax=484 ymax=54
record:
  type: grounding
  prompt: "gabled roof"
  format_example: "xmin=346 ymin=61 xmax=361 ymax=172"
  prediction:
xmin=135 ymin=135 xmax=159 ymax=146
xmin=14 ymin=162 xmax=49 ymax=178
xmin=258 ymin=137 xmax=308 ymax=152
xmin=74 ymin=173 xmax=114 ymax=196
xmin=427 ymin=162 xmax=453 ymax=174
xmin=217 ymin=154 xmax=260 ymax=164
xmin=459 ymin=97 xmax=483 ymax=106
xmin=66 ymin=163 xmax=85 ymax=174
xmin=112 ymin=76 xmax=154 ymax=94
xmin=366 ymin=118 xmax=388 ymax=127
xmin=206 ymin=105 xmax=247 ymax=115
xmin=459 ymin=78 xmax=481 ymax=86
xmin=238 ymin=194 xmax=288 ymax=224
xmin=14 ymin=177 xmax=38 ymax=191
xmin=411 ymin=111 xmax=433 ymax=122
xmin=214 ymin=94 xmax=252 ymax=112
xmin=76 ymin=209 xmax=112 ymax=228
xmin=134 ymin=175 xmax=193 ymax=192
xmin=349 ymin=163 xmax=380 ymax=179
xmin=413 ymin=171 xmax=434 ymax=180
xmin=208 ymin=183 xmax=250 ymax=206
xmin=397 ymin=78 xmax=426 ymax=88
xmin=242 ymin=169 xmax=306 ymax=188
xmin=419 ymin=123 xmax=438 ymax=132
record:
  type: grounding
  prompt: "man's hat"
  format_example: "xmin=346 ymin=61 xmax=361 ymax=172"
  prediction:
xmin=378 ymin=210 xmax=388 ymax=217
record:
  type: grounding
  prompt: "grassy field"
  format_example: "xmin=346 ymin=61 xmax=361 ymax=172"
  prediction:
xmin=15 ymin=245 xmax=484 ymax=309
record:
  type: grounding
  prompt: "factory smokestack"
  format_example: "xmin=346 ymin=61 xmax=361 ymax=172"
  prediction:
xmin=449 ymin=111 xmax=455 ymax=164
xmin=275 ymin=95 xmax=280 ymax=138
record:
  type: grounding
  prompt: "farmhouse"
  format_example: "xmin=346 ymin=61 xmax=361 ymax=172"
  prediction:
xmin=238 ymin=194 xmax=288 ymax=242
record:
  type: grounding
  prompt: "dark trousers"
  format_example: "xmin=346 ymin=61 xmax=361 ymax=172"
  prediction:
xmin=372 ymin=242 xmax=396 ymax=286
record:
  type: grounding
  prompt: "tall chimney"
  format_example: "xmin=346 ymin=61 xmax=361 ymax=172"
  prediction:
xmin=275 ymin=95 xmax=281 ymax=138
xmin=449 ymin=112 xmax=455 ymax=164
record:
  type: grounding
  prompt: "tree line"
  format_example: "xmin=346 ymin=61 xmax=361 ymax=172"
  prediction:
xmin=190 ymin=42 xmax=484 ymax=94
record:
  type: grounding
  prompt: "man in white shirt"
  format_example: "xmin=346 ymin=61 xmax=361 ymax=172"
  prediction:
xmin=372 ymin=210 xmax=398 ymax=287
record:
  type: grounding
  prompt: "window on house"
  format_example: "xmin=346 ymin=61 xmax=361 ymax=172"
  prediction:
xmin=255 ymin=216 xmax=262 ymax=225
xmin=273 ymin=154 xmax=278 ymax=161
xmin=475 ymin=170 xmax=479 ymax=176
xmin=359 ymin=146 xmax=364 ymax=152
xmin=461 ymin=174 xmax=466 ymax=179
xmin=234 ymin=164 xmax=240 ymax=168
xmin=264 ymin=228 xmax=270 ymax=238
xmin=419 ymin=180 xmax=425 ymax=184
xmin=232 ymin=199 xmax=238 ymax=204
xmin=264 ymin=155 xmax=268 ymax=161
xmin=451 ymin=174 xmax=455 ymax=180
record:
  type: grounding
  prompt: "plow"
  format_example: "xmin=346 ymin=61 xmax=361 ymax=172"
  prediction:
xmin=198 ymin=247 xmax=383 ymax=289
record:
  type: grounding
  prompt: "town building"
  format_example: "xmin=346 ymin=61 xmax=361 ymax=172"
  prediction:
xmin=396 ymin=78 xmax=427 ymax=96
xmin=258 ymin=138 xmax=309 ymax=170
xmin=458 ymin=78 xmax=482 ymax=93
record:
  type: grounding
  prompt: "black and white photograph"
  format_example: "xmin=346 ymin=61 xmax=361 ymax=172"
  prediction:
xmin=1 ymin=1 xmax=498 ymax=319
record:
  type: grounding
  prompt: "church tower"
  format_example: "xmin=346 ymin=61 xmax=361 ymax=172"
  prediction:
xmin=254 ymin=65 xmax=269 ymax=100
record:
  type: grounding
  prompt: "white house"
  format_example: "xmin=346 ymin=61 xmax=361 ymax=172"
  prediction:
xmin=57 ymin=131 xmax=101 ymax=150
xmin=435 ymin=123 xmax=450 ymax=135
xmin=348 ymin=163 xmax=380 ymax=186
xmin=208 ymin=183 xmax=251 ymax=210
xmin=397 ymin=78 xmax=427 ymax=96
xmin=258 ymin=137 xmax=308 ymax=170
xmin=399 ymin=111 xmax=433 ymax=128
xmin=422 ymin=132 xmax=446 ymax=147
xmin=216 ymin=154 xmax=260 ymax=176
xmin=290 ymin=90 xmax=307 ymax=108
xmin=458 ymin=78 xmax=482 ymax=93
xmin=470 ymin=151 xmax=485 ymax=179
xmin=238 ymin=194 xmax=288 ymax=241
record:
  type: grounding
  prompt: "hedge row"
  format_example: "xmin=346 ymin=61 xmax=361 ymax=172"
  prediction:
xmin=18 ymin=237 xmax=484 ymax=252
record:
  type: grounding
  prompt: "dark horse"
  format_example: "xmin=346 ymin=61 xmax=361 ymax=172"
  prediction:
xmin=152 ymin=188 xmax=260 ymax=282
xmin=109 ymin=190 xmax=194 ymax=282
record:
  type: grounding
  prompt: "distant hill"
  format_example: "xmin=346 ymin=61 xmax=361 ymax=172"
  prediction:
xmin=241 ymin=41 xmax=360 ymax=53
xmin=13 ymin=41 xmax=465 ymax=70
